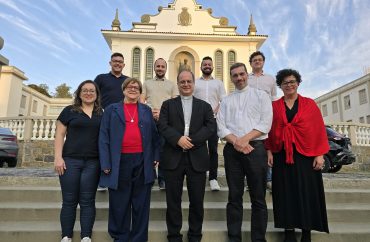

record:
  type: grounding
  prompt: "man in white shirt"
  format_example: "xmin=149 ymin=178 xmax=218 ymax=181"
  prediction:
xmin=194 ymin=56 xmax=226 ymax=191
xmin=217 ymin=62 xmax=272 ymax=242
xmin=248 ymin=51 xmax=277 ymax=100
xmin=248 ymin=51 xmax=277 ymax=191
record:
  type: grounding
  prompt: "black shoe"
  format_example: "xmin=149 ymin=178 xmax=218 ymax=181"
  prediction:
xmin=284 ymin=229 xmax=297 ymax=242
xmin=301 ymin=230 xmax=311 ymax=242
xmin=159 ymin=180 xmax=166 ymax=190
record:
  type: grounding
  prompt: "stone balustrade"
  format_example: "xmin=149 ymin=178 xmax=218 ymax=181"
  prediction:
xmin=326 ymin=122 xmax=370 ymax=146
xmin=0 ymin=117 xmax=370 ymax=146
xmin=0 ymin=116 xmax=57 ymax=141
xmin=0 ymin=117 xmax=369 ymax=170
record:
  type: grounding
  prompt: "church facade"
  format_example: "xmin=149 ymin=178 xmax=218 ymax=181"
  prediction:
xmin=0 ymin=0 xmax=267 ymax=118
xmin=102 ymin=0 xmax=267 ymax=93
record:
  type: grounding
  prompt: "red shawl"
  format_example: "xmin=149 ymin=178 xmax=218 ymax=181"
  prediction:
xmin=265 ymin=95 xmax=329 ymax=164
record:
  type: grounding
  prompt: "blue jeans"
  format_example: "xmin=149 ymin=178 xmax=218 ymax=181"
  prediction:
xmin=267 ymin=167 xmax=272 ymax=182
xmin=59 ymin=157 xmax=100 ymax=239
xmin=208 ymin=119 xmax=219 ymax=181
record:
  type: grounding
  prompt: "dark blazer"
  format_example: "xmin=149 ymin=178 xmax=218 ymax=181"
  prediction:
xmin=158 ymin=96 xmax=215 ymax=172
xmin=98 ymin=102 xmax=160 ymax=190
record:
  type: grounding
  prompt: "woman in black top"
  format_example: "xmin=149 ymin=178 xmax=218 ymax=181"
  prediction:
xmin=54 ymin=80 xmax=103 ymax=242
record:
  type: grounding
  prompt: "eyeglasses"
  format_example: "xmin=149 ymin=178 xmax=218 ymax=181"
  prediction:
xmin=281 ymin=80 xmax=297 ymax=86
xmin=81 ymin=89 xmax=96 ymax=94
xmin=178 ymin=80 xmax=193 ymax=85
xmin=126 ymin=86 xmax=140 ymax=91
xmin=252 ymin=58 xmax=264 ymax=63
xmin=111 ymin=60 xmax=124 ymax=64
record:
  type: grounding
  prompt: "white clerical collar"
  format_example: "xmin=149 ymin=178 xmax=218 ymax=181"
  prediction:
xmin=180 ymin=95 xmax=193 ymax=100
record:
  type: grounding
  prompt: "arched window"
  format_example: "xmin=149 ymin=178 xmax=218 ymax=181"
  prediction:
xmin=145 ymin=48 xmax=154 ymax=80
xmin=214 ymin=50 xmax=223 ymax=80
xmin=228 ymin=50 xmax=236 ymax=92
xmin=132 ymin=47 xmax=141 ymax=79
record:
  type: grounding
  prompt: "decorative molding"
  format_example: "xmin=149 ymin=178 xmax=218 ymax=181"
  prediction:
xmin=178 ymin=7 xmax=192 ymax=26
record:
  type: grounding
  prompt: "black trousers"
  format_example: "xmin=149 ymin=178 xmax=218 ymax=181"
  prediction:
xmin=208 ymin=119 xmax=219 ymax=181
xmin=108 ymin=153 xmax=152 ymax=242
xmin=164 ymin=153 xmax=206 ymax=242
xmin=224 ymin=142 xmax=268 ymax=242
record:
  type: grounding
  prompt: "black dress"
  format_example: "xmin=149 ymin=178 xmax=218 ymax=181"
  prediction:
xmin=272 ymin=99 xmax=329 ymax=233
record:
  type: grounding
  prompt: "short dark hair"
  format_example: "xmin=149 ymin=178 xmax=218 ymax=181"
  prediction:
xmin=121 ymin=77 xmax=143 ymax=94
xmin=230 ymin=62 xmax=247 ymax=75
xmin=72 ymin=80 xmax=103 ymax=114
xmin=249 ymin=51 xmax=265 ymax=63
xmin=177 ymin=70 xmax=195 ymax=83
xmin=111 ymin=52 xmax=124 ymax=60
xmin=201 ymin=56 xmax=213 ymax=65
xmin=276 ymin=69 xmax=302 ymax=87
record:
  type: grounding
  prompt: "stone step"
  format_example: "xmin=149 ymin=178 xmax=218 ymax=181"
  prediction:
xmin=1 ymin=201 xmax=370 ymax=223
xmin=0 ymin=221 xmax=369 ymax=242
xmin=2 ymin=171 xmax=370 ymax=189
xmin=1 ymin=186 xmax=370 ymax=204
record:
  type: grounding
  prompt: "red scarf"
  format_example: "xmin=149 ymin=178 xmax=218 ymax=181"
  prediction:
xmin=265 ymin=95 xmax=329 ymax=164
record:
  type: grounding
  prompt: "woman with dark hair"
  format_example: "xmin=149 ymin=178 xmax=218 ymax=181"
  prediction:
xmin=99 ymin=77 xmax=160 ymax=242
xmin=54 ymin=80 xmax=103 ymax=242
xmin=265 ymin=69 xmax=329 ymax=242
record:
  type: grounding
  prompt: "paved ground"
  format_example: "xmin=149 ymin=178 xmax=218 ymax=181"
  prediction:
xmin=1 ymin=167 xmax=370 ymax=179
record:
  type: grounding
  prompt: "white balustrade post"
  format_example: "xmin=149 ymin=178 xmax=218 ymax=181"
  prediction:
xmin=348 ymin=125 xmax=358 ymax=146
xmin=50 ymin=120 xmax=56 ymax=139
xmin=37 ymin=120 xmax=44 ymax=140
xmin=43 ymin=119 xmax=50 ymax=140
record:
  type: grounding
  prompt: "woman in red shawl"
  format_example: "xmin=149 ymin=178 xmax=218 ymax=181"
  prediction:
xmin=265 ymin=69 xmax=329 ymax=242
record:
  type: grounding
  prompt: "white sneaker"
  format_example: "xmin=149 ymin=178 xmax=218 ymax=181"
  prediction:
xmin=97 ymin=186 xmax=108 ymax=192
xmin=209 ymin=179 xmax=220 ymax=191
xmin=267 ymin=181 xmax=272 ymax=192
xmin=81 ymin=237 xmax=91 ymax=242
xmin=61 ymin=237 xmax=72 ymax=242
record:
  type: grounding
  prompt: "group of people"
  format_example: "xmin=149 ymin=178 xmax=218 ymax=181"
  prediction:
xmin=54 ymin=51 xmax=329 ymax=242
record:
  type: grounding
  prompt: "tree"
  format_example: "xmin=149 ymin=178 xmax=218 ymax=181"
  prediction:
xmin=28 ymin=84 xmax=51 ymax=97
xmin=54 ymin=83 xmax=72 ymax=98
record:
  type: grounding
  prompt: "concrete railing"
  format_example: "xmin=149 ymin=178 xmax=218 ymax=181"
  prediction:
xmin=0 ymin=116 xmax=57 ymax=141
xmin=326 ymin=122 xmax=370 ymax=147
xmin=1 ymin=117 xmax=370 ymax=146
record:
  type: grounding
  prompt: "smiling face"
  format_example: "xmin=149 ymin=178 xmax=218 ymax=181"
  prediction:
xmin=281 ymin=75 xmax=299 ymax=96
xmin=201 ymin=59 xmax=214 ymax=76
xmin=123 ymin=81 xmax=141 ymax=103
xmin=79 ymin=83 xmax=97 ymax=105
xmin=230 ymin=65 xmax=248 ymax=90
xmin=154 ymin=58 xmax=167 ymax=79
xmin=177 ymin=71 xmax=194 ymax=96
xmin=109 ymin=56 xmax=125 ymax=75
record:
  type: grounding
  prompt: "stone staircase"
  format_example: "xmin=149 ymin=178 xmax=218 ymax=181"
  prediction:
xmin=1 ymin=174 xmax=370 ymax=242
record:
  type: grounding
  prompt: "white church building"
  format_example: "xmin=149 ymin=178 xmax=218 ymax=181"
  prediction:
xmin=0 ymin=0 xmax=266 ymax=118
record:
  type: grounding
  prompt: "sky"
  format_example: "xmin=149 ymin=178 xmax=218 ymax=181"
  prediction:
xmin=0 ymin=0 xmax=369 ymax=98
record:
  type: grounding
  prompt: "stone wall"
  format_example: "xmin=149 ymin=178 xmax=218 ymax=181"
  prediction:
xmin=352 ymin=146 xmax=370 ymax=171
xmin=18 ymin=140 xmax=54 ymax=167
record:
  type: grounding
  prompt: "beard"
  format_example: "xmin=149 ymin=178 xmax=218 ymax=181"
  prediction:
xmin=201 ymin=68 xmax=213 ymax=76
xmin=155 ymin=73 xmax=165 ymax=79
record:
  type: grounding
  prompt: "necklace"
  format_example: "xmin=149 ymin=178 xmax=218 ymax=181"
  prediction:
xmin=125 ymin=104 xmax=137 ymax=123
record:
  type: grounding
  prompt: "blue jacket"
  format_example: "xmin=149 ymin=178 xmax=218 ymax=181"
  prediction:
xmin=98 ymin=102 xmax=160 ymax=190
